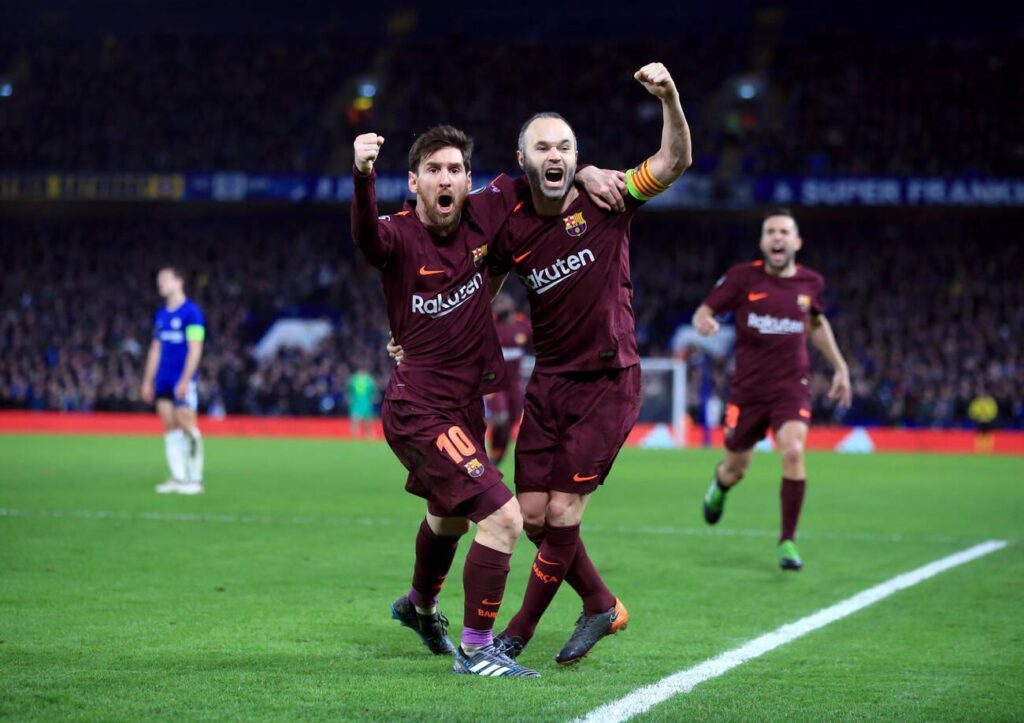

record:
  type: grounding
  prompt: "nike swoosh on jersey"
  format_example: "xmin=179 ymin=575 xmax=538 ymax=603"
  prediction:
xmin=419 ymin=266 xmax=446 ymax=276
xmin=513 ymin=250 xmax=532 ymax=263
xmin=748 ymin=292 xmax=768 ymax=301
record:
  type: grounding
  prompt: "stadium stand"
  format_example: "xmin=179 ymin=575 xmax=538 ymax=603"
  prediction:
xmin=2 ymin=212 xmax=1020 ymax=427
xmin=1 ymin=35 xmax=1020 ymax=175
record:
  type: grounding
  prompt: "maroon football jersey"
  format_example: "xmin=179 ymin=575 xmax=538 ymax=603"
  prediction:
xmin=703 ymin=260 xmax=826 ymax=404
xmin=352 ymin=170 xmax=521 ymax=408
xmin=495 ymin=312 xmax=532 ymax=384
xmin=490 ymin=193 xmax=643 ymax=373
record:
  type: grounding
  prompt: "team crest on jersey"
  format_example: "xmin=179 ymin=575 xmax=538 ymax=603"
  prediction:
xmin=563 ymin=211 xmax=587 ymax=237
xmin=464 ymin=458 xmax=485 ymax=478
xmin=171 ymin=318 xmax=181 ymax=329
xmin=472 ymin=244 xmax=488 ymax=267
xmin=797 ymin=294 xmax=811 ymax=312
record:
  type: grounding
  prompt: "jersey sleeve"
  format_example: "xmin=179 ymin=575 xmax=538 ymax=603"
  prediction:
xmin=185 ymin=304 xmax=206 ymax=341
xmin=702 ymin=267 xmax=745 ymax=314
xmin=467 ymin=173 xmax=524 ymax=238
xmin=351 ymin=168 xmax=396 ymax=269
xmin=152 ymin=311 xmax=161 ymax=341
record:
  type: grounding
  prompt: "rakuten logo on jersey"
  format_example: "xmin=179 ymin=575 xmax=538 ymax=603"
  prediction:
xmin=747 ymin=312 xmax=805 ymax=335
xmin=411 ymin=273 xmax=484 ymax=318
xmin=520 ymin=249 xmax=595 ymax=295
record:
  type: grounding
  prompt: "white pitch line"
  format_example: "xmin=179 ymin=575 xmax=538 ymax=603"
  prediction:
xmin=0 ymin=508 xmax=987 ymax=546
xmin=575 ymin=539 xmax=1009 ymax=723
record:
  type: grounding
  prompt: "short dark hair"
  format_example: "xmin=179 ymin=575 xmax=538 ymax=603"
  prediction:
xmin=158 ymin=265 xmax=184 ymax=282
xmin=408 ymin=125 xmax=473 ymax=174
xmin=517 ymin=112 xmax=575 ymax=155
xmin=762 ymin=208 xmax=799 ymax=232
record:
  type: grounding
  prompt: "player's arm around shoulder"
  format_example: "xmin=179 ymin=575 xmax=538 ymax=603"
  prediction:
xmin=624 ymin=62 xmax=693 ymax=203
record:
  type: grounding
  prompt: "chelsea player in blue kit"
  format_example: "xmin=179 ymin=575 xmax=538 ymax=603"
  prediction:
xmin=140 ymin=267 xmax=206 ymax=494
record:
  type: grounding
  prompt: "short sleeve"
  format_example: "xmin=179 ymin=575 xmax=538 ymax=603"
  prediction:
xmin=188 ymin=304 xmax=205 ymax=328
xmin=702 ymin=268 xmax=745 ymax=314
xmin=152 ymin=311 xmax=161 ymax=340
xmin=467 ymin=173 xmax=524 ymax=238
xmin=185 ymin=304 xmax=206 ymax=341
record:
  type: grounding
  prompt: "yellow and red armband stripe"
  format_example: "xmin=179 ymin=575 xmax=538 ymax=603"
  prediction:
xmin=625 ymin=158 xmax=671 ymax=201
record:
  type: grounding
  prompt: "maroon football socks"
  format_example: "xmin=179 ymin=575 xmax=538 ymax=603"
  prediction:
xmin=506 ymin=523 xmax=582 ymax=642
xmin=526 ymin=526 xmax=614 ymax=616
xmin=461 ymin=541 xmax=512 ymax=650
xmin=408 ymin=519 xmax=460 ymax=612
xmin=780 ymin=477 xmax=806 ymax=542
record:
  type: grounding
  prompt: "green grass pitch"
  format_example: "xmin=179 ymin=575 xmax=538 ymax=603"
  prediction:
xmin=1 ymin=434 xmax=1022 ymax=721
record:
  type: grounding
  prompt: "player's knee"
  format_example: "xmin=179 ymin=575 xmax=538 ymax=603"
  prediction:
xmin=520 ymin=506 xmax=545 ymax=532
xmin=781 ymin=441 xmax=804 ymax=469
xmin=479 ymin=499 xmax=523 ymax=546
xmin=516 ymin=491 xmax=548 ymax=530
xmin=544 ymin=497 xmax=582 ymax=527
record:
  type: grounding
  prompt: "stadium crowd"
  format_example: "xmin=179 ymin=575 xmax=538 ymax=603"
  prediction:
xmin=1 ymin=33 xmax=1020 ymax=176
xmin=1 ymin=213 xmax=1021 ymax=428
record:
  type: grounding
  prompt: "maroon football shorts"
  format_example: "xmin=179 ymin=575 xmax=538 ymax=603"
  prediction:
xmin=723 ymin=392 xmax=813 ymax=452
xmin=514 ymin=364 xmax=642 ymax=496
xmin=381 ymin=398 xmax=512 ymax=522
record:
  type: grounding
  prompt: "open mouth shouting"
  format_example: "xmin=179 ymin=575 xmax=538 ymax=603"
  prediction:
xmin=768 ymin=243 xmax=788 ymax=266
xmin=543 ymin=165 xmax=565 ymax=189
xmin=436 ymin=192 xmax=455 ymax=214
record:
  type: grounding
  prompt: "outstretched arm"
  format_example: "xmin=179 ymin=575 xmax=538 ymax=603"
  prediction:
xmin=809 ymin=314 xmax=852 ymax=407
xmin=628 ymin=62 xmax=692 ymax=197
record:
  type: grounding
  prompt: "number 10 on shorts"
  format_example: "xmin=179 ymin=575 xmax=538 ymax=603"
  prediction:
xmin=436 ymin=426 xmax=477 ymax=464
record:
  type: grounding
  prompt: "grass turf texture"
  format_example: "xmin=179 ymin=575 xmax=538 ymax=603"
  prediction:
xmin=1 ymin=434 xmax=1021 ymax=721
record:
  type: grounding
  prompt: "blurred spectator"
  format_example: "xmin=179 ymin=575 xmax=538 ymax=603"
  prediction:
xmin=0 ymin=33 xmax=1020 ymax=175
xmin=1 ymin=212 xmax=1021 ymax=428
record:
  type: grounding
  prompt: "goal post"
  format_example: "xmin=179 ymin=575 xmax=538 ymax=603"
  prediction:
xmin=518 ymin=356 xmax=688 ymax=448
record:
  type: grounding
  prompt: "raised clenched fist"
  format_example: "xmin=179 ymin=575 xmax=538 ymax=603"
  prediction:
xmin=354 ymin=133 xmax=385 ymax=175
xmin=634 ymin=62 xmax=677 ymax=100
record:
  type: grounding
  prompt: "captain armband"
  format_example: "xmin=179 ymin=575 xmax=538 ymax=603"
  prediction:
xmin=624 ymin=158 xmax=671 ymax=201
xmin=185 ymin=325 xmax=206 ymax=342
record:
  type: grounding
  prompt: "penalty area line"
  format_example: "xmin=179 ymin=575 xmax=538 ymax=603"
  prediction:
xmin=574 ymin=539 xmax=1009 ymax=723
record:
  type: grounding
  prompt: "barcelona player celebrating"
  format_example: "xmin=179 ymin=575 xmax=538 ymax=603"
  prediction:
xmin=489 ymin=62 xmax=692 ymax=665
xmin=693 ymin=210 xmax=852 ymax=570
xmin=353 ymin=126 xmax=621 ymax=677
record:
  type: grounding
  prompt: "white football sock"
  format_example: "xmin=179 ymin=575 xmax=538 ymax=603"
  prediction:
xmin=164 ymin=430 xmax=187 ymax=482
xmin=183 ymin=428 xmax=204 ymax=484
